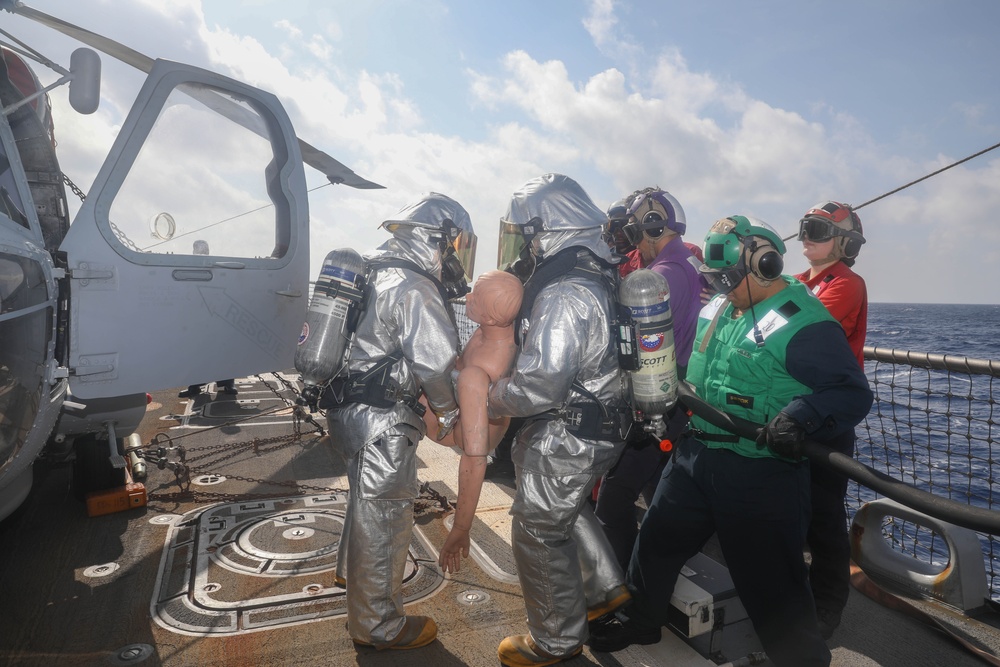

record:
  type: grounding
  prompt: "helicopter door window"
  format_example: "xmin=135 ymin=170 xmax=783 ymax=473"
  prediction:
xmin=106 ymin=82 xmax=288 ymax=263
xmin=0 ymin=254 xmax=49 ymax=467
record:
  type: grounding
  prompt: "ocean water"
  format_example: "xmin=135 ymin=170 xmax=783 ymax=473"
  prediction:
xmin=854 ymin=303 xmax=1000 ymax=578
xmin=866 ymin=302 xmax=1000 ymax=361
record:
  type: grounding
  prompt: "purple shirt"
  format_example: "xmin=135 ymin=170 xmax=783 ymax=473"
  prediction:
xmin=645 ymin=237 xmax=702 ymax=369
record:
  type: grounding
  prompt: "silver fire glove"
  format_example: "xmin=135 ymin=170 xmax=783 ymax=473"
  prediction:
xmin=435 ymin=407 xmax=460 ymax=440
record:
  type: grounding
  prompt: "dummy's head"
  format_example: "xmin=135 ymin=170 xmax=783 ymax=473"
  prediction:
xmin=467 ymin=270 xmax=523 ymax=327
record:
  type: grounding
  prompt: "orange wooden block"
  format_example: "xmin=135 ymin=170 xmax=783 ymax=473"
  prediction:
xmin=85 ymin=482 xmax=147 ymax=517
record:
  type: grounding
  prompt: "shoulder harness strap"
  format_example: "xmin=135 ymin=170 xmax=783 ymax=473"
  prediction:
xmin=319 ymin=257 xmax=451 ymax=414
xmin=516 ymin=248 xmax=629 ymax=440
xmin=515 ymin=247 xmax=618 ymax=345
xmin=366 ymin=256 xmax=452 ymax=307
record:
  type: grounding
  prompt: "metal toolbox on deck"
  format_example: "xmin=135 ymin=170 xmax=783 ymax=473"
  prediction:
xmin=668 ymin=552 xmax=749 ymax=638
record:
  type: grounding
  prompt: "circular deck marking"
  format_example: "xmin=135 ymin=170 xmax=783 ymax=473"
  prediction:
xmin=282 ymin=526 xmax=315 ymax=540
xmin=83 ymin=562 xmax=120 ymax=578
xmin=152 ymin=496 xmax=445 ymax=636
xmin=229 ymin=510 xmax=341 ymax=567
xmin=192 ymin=474 xmax=226 ymax=486
xmin=457 ymin=589 xmax=491 ymax=605
xmin=110 ymin=643 xmax=155 ymax=665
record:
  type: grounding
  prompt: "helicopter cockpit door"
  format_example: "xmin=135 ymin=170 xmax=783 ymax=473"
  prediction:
xmin=61 ymin=60 xmax=309 ymax=400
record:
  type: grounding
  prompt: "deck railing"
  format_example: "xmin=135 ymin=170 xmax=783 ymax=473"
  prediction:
xmin=853 ymin=346 xmax=1000 ymax=601
xmin=454 ymin=302 xmax=1000 ymax=601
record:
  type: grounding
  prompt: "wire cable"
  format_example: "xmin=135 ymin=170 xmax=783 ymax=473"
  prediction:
xmin=855 ymin=140 xmax=1000 ymax=210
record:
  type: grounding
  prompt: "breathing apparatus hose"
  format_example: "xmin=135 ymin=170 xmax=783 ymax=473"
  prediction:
xmin=676 ymin=382 xmax=1000 ymax=535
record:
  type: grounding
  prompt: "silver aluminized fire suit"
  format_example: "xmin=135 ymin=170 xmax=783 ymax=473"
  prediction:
xmin=326 ymin=195 xmax=467 ymax=647
xmin=489 ymin=174 xmax=627 ymax=657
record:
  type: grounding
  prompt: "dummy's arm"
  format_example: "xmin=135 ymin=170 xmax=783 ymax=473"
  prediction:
xmin=439 ymin=365 xmax=491 ymax=574
xmin=439 ymin=451 xmax=488 ymax=574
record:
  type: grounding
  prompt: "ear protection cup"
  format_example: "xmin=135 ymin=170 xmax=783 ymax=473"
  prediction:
xmin=840 ymin=212 xmax=864 ymax=261
xmin=707 ymin=216 xmax=786 ymax=281
xmin=842 ymin=237 xmax=863 ymax=260
xmin=640 ymin=210 xmax=667 ymax=239
xmin=746 ymin=237 xmax=783 ymax=280
xmin=628 ymin=190 xmax=687 ymax=236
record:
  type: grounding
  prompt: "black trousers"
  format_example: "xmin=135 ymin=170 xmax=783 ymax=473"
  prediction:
xmin=594 ymin=439 xmax=668 ymax=571
xmin=807 ymin=430 xmax=855 ymax=619
xmin=628 ymin=436 xmax=831 ymax=667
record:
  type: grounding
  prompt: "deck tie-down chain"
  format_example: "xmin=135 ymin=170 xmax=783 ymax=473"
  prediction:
xmin=129 ymin=374 xmax=454 ymax=513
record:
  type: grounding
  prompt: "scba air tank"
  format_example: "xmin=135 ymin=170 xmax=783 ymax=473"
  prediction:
xmin=295 ymin=248 xmax=367 ymax=399
xmin=619 ymin=268 xmax=678 ymax=420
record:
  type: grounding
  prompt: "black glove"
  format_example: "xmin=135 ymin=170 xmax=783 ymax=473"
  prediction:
xmin=756 ymin=411 xmax=807 ymax=460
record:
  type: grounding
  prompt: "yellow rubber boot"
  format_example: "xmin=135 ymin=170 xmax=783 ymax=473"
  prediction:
xmin=353 ymin=615 xmax=437 ymax=650
xmin=498 ymin=635 xmax=581 ymax=666
xmin=587 ymin=585 xmax=631 ymax=621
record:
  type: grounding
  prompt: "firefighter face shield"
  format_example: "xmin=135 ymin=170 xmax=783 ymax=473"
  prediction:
xmin=382 ymin=218 xmax=477 ymax=299
xmin=440 ymin=219 xmax=476 ymax=299
xmin=497 ymin=216 xmax=543 ymax=275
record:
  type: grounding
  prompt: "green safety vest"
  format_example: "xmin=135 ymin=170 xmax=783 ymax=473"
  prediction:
xmin=686 ymin=279 xmax=835 ymax=459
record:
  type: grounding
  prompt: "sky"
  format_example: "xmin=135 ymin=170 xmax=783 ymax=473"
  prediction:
xmin=5 ymin=0 xmax=1000 ymax=305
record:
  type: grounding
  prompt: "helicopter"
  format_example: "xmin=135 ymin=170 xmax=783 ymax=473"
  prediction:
xmin=0 ymin=2 xmax=381 ymax=522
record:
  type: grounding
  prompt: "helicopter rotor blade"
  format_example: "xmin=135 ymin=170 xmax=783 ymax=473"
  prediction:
xmin=7 ymin=2 xmax=383 ymax=189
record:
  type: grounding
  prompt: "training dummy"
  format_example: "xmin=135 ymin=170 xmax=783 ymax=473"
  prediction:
xmin=421 ymin=270 xmax=523 ymax=574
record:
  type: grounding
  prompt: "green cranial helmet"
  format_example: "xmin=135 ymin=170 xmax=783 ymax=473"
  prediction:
xmin=700 ymin=215 xmax=786 ymax=293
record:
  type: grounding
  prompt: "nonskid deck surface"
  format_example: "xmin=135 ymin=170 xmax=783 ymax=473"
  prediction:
xmin=0 ymin=373 xmax=995 ymax=666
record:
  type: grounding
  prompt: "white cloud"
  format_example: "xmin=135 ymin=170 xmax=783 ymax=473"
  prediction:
xmin=305 ymin=36 xmax=334 ymax=62
xmin=468 ymin=46 xmax=841 ymax=220
xmin=12 ymin=0 xmax=999 ymax=304
xmin=274 ymin=19 xmax=302 ymax=40
xmin=583 ymin=0 xmax=619 ymax=49
xmin=584 ymin=0 xmax=641 ymax=63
